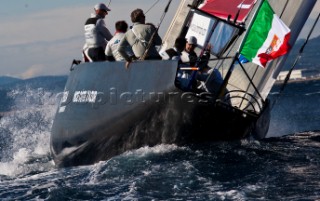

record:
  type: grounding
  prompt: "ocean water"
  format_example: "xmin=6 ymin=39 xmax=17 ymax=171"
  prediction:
xmin=0 ymin=78 xmax=319 ymax=200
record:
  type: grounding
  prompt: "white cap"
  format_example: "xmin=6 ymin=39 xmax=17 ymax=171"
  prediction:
xmin=94 ymin=3 xmax=111 ymax=11
xmin=186 ymin=36 xmax=197 ymax=45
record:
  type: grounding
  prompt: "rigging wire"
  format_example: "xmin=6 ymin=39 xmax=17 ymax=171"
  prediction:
xmin=271 ymin=12 xmax=320 ymax=109
xmin=241 ymin=0 xmax=291 ymax=108
xmin=145 ymin=0 xmax=161 ymax=14
xmin=140 ymin=0 xmax=173 ymax=60
xmin=106 ymin=0 xmax=158 ymax=14
xmin=107 ymin=0 xmax=112 ymax=7
xmin=213 ymin=0 xmax=264 ymax=101
xmin=217 ymin=0 xmax=265 ymax=100
xmin=234 ymin=0 xmax=246 ymax=23
xmin=279 ymin=0 xmax=289 ymax=18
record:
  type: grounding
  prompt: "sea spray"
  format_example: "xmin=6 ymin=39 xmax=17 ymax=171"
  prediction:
xmin=0 ymin=87 xmax=60 ymax=177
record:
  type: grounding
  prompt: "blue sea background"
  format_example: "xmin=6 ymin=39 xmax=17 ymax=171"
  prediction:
xmin=0 ymin=76 xmax=319 ymax=200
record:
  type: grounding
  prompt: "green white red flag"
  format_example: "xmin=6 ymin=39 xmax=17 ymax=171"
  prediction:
xmin=240 ymin=0 xmax=291 ymax=67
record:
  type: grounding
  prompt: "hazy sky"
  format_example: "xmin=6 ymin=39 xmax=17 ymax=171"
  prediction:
xmin=0 ymin=0 xmax=319 ymax=79
xmin=0 ymin=0 xmax=180 ymax=79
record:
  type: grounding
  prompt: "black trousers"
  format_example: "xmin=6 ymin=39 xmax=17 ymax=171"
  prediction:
xmin=86 ymin=47 xmax=106 ymax=62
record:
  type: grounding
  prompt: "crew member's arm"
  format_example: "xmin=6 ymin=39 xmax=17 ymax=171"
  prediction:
xmin=96 ymin=19 xmax=113 ymax=41
xmin=105 ymin=42 xmax=115 ymax=61
xmin=118 ymin=35 xmax=134 ymax=69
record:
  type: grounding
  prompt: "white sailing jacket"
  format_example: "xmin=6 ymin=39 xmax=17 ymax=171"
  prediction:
xmin=84 ymin=14 xmax=112 ymax=49
xmin=105 ymin=32 xmax=134 ymax=61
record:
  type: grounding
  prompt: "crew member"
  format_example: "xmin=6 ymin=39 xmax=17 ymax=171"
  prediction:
xmin=83 ymin=3 xmax=113 ymax=62
xmin=118 ymin=8 xmax=162 ymax=68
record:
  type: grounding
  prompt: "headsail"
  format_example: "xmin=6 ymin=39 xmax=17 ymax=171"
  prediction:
xmin=199 ymin=0 xmax=257 ymax=23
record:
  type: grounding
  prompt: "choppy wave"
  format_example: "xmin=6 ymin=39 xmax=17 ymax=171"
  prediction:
xmin=1 ymin=133 xmax=320 ymax=200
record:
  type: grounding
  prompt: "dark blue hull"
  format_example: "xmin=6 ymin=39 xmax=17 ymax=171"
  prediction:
xmin=50 ymin=60 xmax=269 ymax=167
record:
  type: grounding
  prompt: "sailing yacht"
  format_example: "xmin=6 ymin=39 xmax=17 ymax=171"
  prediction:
xmin=50 ymin=0 xmax=317 ymax=167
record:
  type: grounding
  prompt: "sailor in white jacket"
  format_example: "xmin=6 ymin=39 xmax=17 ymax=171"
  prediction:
xmin=105 ymin=21 xmax=134 ymax=61
xmin=83 ymin=3 xmax=113 ymax=62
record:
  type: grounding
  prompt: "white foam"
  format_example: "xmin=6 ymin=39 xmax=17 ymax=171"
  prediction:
xmin=305 ymin=91 xmax=320 ymax=96
xmin=215 ymin=190 xmax=246 ymax=200
xmin=0 ymin=88 xmax=59 ymax=177
xmin=122 ymin=144 xmax=188 ymax=158
xmin=0 ymin=148 xmax=31 ymax=176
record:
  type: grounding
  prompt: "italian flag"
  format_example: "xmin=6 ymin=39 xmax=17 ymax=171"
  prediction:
xmin=240 ymin=0 xmax=291 ymax=67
